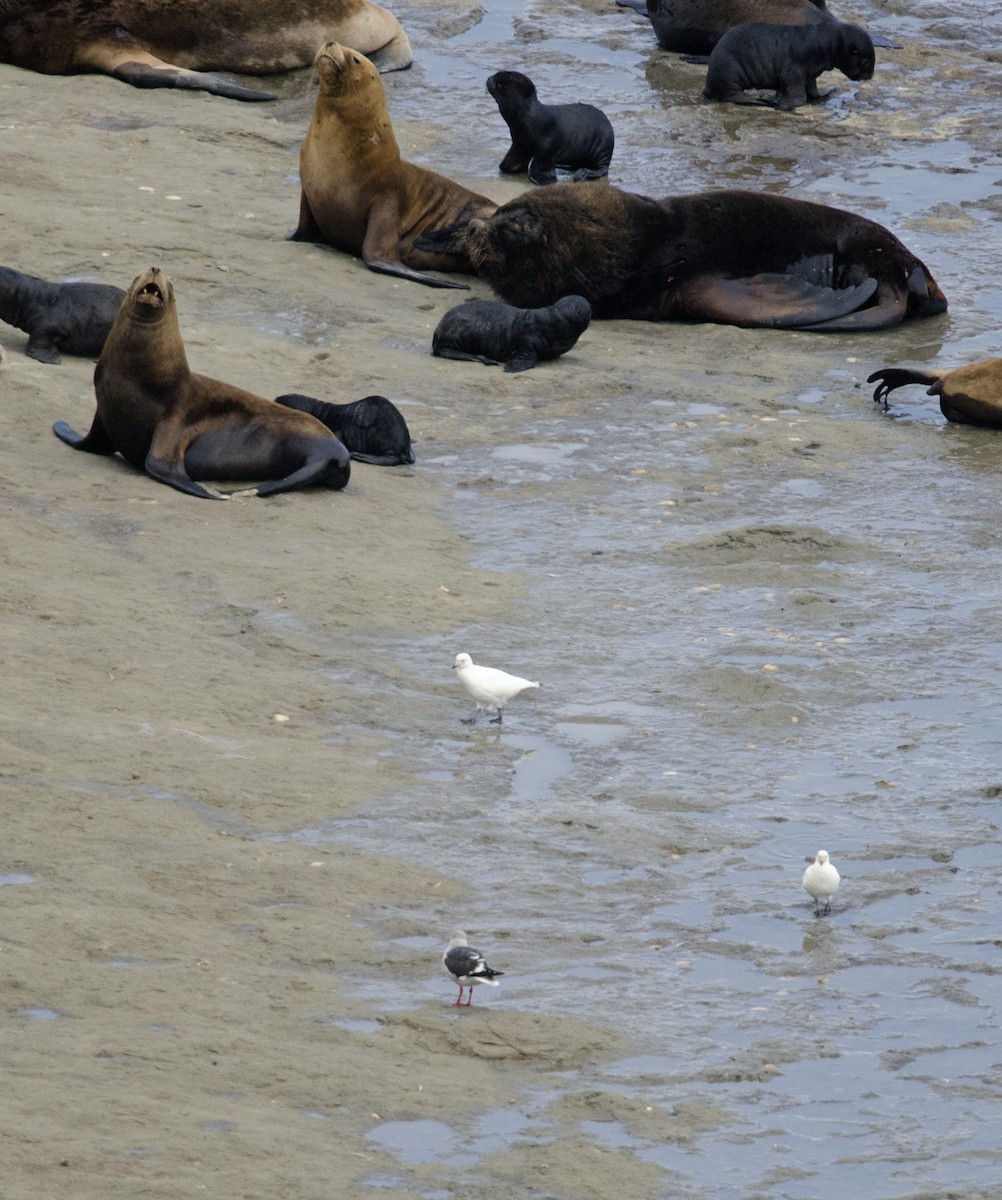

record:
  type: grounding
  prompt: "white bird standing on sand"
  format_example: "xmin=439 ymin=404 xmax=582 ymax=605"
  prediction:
xmin=442 ymin=930 xmax=504 ymax=1006
xmin=452 ymin=652 xmax=540 ymax=724
xmin=803 ymin=849 xmax=841 ymax=916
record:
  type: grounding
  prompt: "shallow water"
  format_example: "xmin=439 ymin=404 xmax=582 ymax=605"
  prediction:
xmin=266 ymin=0 xmax=1002 ymax=1196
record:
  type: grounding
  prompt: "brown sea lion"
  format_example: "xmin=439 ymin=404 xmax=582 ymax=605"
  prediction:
xmin=0 ymin=0 xmax=413 ymax=102
xmin=415 ymin=184 xmax=947 ymax=332
xmin=869 ymin=359 xmax=1002 ymax=428
xmin=53 ymin=268 xmax=351 ymax=499
xmin=290 ymin=41 xmax=497 ymax=289
xmin=702 ymin=21 xmax=874 ymax=110
xmin=0 ymin=265 xmax=125 ymax=363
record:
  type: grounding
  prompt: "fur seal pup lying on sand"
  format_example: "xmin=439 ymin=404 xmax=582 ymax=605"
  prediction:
xmin=702 ymin=21 xmax=874 ymax=110
xmin=0 ymin=0 xmax=412 ymax=101
xmin=290 ymin=42 xmax=496 ymax=288
xmin=486 ymin=70 xmax=614 ymax=185
xmin=869 ymin=358 xmax=1002 ymax=428
xmin=275 ymin=393 xmax=415 ymax=464
xmin=53 ymin=268 xmax=351 ymax=499
xmin=432 ymin=295 xmax=592 ymax=372
xmin=0 ymin=266 xmax=124 ymax=363
xmin=416 ymin=183 xmax=946 ymax=332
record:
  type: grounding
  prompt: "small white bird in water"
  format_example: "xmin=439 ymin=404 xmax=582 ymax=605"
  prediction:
xmin=452 ymin=652 xmax=540 ymax=724
xmin=803 ymin=849 xmax=841 ymax=916
xmin=442 ymin=930 xmax=504 ymax=1006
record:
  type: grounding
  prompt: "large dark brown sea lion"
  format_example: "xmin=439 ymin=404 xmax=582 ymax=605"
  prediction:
xmin=869 ymin=359 xmax=1002 ymax=428
xmin=702 ymin=21 xmax=874 ymax=110
xmin=0 ymin=0 xmax=412 ymax=102
xmin=290 ymin=41 xmax=497 ymax=288
xmin=639 ymin=0 xmax=830 ymax=55
xmin=416 ymin=184 xmax=947 ymax=332
xmin=486 ymin=71 xmax=615 ymax=186
xmin=53 ymin=268 xmax=351 ymax=499
xmin=275 ymin=393 xmax=415 ymax=464
xmin=432 ymin=295 xmax=592 ymax=372
xmin=0 ymin=265 xmax=125 ymax=363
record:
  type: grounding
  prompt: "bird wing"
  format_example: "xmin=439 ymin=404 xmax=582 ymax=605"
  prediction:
xmin=444 ymin=945 xmax=496 ymax=979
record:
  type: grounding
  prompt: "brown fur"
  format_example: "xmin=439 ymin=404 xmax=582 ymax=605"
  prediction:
xmin=53 ymin=268 xmax=351 ymax=498
xmin=290 ymin=42 xmax=497 ymax=288
xmin=0 ymin=0 xmax=412 ymax=100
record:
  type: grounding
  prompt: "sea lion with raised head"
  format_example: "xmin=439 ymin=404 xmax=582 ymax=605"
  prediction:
xmin=869 ymin=358 xmax=1002 ymax=428
xmin=703 ymin=21 xmax=874 ymax=109
xmin=290 ymin=41 xmax=497 ymax=288
xmin=416 ymin=184 xmax=946 ymax=332
xmin=0 ymin=266 xmax=125 ymax=363
xmin=432 ymin=295 xmax=592 ymax=372
xmin=53 ymin=268 xmax=351 ymax=499
xmin=275 ymin=393 xmax=415 ymax=464
xmin=0 ymin=0 xmax=412 ymax=102
xmin=486 ymin=70 xmax=615 ymax=186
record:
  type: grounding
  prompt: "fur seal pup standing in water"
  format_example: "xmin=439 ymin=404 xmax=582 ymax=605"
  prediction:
xmin=0 ymin=0 xmax=412 ymax=102
xmin=869 ymin=358 xmax=1002 ymax=428
xmin=486 ymin=71 xmax=615 ymax=186
xmin=275 ymin=393 xmax=415 ymax=464
xmin=0 ymin=266 xmax=125 ymax=363
xmin=432 ymin=295 xmax=592 ymax=372
xmin=417 ymin=184 xmax=946 ymax=331
xmin=702 ymin=21 xmax=874 ymax=109
xmin=290 ymin=42 xmax=497 ymax=288
xmin=53 ymin=268 xmax=351 ymax=499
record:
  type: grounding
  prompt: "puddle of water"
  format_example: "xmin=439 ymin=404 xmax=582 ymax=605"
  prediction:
xmin=0 ymin=873 xmax=36 ymax=885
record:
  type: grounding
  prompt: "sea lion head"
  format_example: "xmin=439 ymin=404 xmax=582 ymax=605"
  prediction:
xmin=836 ymin=24 xmax=875 ymax=81
xmin=548 ymin=295 xmax=593 ymax=350
xmin=314 ymin=41 xmax=380 ymax=98
xmin=124 ymin=267 xmax=173 ymax=325
xmin=486 ymin=70 xmax=537 ymax=107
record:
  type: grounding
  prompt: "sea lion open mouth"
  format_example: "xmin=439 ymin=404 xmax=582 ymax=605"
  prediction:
xmin=136 ymin=281 xmax=164 ymax=309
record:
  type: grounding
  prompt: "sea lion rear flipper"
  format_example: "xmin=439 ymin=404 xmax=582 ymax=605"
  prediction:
xmin=366 ymin=257 xmax=470 ymax=290
xmin=615 ymin=0 xmax=650 ymax=15
xmin=689 ymin=273 xmax=879 ymax=328
xmin=77 ymin=41 xmax=275 ymax=101
xmin=433 ymin=347 xmax=499 ymax=365
xmin=53 ymin=413 xmax=116 ymax=455
xmin=866 ymin=367 xmax=940 ymax=407
xmin=145 ymin=423 xmax=230 ymax=500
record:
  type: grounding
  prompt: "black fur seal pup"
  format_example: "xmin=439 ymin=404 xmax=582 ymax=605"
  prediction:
xmin=432 ymin=295 xmax=592 ymax=372
xmin=486 ymin=70 xmax=615 ymax=186
xmin=703 ymin=21 xmax=874 ymax=109
xmin=0 ymin=266 xmax=125 ymax=363
xmin=275 ymin=393 xmax=415 ymax=464
xmin=416 ymin=183 xmax=947 ymax=332
xmin=869 ymin=359 xmax=1002 ymax=428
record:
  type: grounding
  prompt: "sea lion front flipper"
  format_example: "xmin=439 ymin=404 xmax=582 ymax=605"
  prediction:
xmin=434 ymin=347 xmax=499 ymax=365
xmin=503 ymin=352 xmax=539 ymax=373
xmin=76 ymin=39 xmax=276 ymax=101
xmin=687 ymin=273 xmax=879 ymax=329
xmin=365 ymin=257 xmax=470 ymax=290
xmin=412 ymin=223 xmax=472 ymax=255
xmin=615 ymin=0 xmax=650 ymax=15
xmin=53 ymin=413 xmax=116 ymax=455
xmin=25 ymin=333 xmax=62 ymax=364
xmin=868 ymin=32 xmax=902 ymax=50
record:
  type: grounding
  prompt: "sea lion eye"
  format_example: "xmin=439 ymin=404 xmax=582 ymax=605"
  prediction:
xmin=351 ymin=55 xmax=360 ymax=64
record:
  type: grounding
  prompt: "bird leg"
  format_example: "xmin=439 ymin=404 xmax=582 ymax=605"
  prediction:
xmin=461 ymin=713 xmax=478 ymax=725
xmin=490 ymin=708 xmax=503 ymax=724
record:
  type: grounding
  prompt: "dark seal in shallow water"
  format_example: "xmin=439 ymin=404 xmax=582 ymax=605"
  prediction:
xmin=486 ymin=70 xmax=615 ymax=186
xmin=869 ymin=358 xmax=1002 ymax=428
xmin=0 ymin=266 xmax=124 ymax=363
xmin=416 ymin=183 xmax=947 ymax=332
xmin=432 ymin=295 xmax=592 ymax=372
xmin=703 ymin=21 xmax=874 ymax=110
xmin=53 ymin=268 xmax=351 ymax=499
xmin=0 ymin=0 xmax=413 ymax=102
xmin=645 ymin=0 xmax=829 ymax=55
